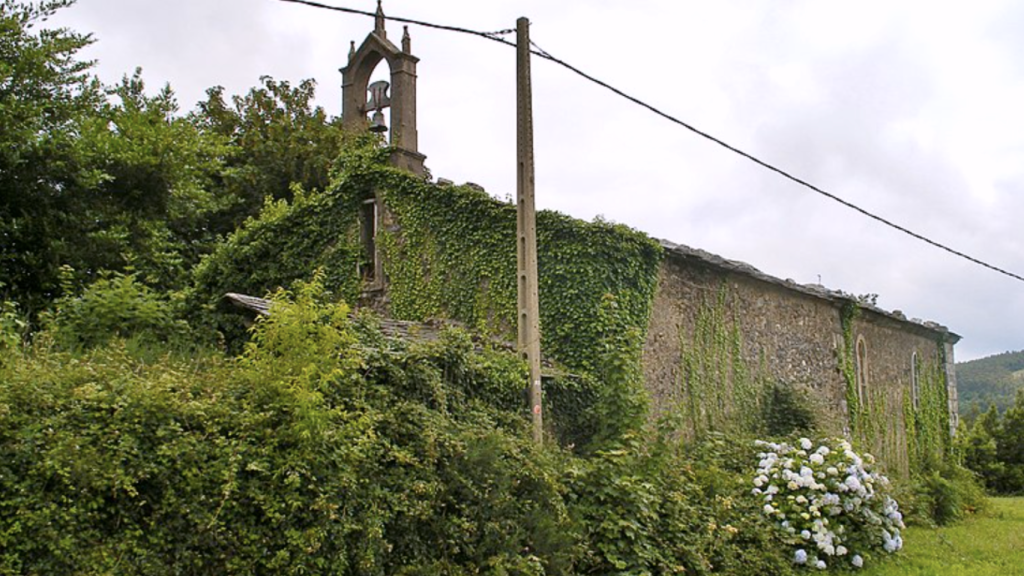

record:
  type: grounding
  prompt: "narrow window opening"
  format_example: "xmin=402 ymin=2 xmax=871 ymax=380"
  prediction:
xmin=359 ymin=198 xmax=379 ymax=284
xmin=855 ymin=336 xmax=868 ymax=404
xmin=911 ymin=352 xmax=921 ymax=410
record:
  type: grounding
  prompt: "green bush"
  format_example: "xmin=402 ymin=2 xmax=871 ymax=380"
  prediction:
xmin=685 ymin=433 xmax=800 ymax=575
xmin=759 ymin=381 xmax=818 ymax=437
xmin=0 ymin=299 xmax=27 ymax=362
xmin=3 ymin=269 xmax=826 ymax=574
xmin=41 ymin=272 xmax=191 ymax=351
xmin=562 ymin=431 xmax=796 ymax=576
xmin=0 ymin=276 xmax=580 ymax=574
xmin=902 ymin=463 xmax=988 ymax=526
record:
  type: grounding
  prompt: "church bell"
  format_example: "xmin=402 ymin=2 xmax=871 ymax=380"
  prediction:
xmin=369 ymin=109 xmax=388 ymax=133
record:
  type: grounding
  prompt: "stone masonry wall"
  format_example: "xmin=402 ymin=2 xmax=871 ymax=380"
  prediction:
xmin=642 ymin=249 xmax=951 ymax=478
xmin=643 ymin=254 xmax=847 ymax=436
xmin=848 ymin=312 xmax=946 ymax=477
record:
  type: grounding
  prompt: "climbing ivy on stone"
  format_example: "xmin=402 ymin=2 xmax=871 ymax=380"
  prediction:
xmin=905 ymin=347 xmax=951 ymax=472
xmin=677 ymin=284 xmax=769 ymax=437
xmin=838 ymin=301 xmax=861 ymax=436
xmin=376 ymin=172 xmax=663 ymax=377
xmin=837 ymin=300 xmax=953 ymax=478
xmin=188 ymin=140 xmax=663 ymax=446
xmin=184 ymin=137 xmax=387 ymax=346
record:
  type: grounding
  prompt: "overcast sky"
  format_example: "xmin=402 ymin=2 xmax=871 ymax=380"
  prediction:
xmin=51 ymin=0 xmax=1024 ymax=361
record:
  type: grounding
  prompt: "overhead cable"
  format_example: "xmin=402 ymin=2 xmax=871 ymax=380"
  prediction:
xmin=279 ymin=0 xmax=1024 ymax=285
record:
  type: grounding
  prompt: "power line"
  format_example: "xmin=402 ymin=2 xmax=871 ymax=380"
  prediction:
xmin=527 ymin=46 xmax=1024 ymax=285
xmin=279 ymin=0 xmax=517 ymax=44
xmin=279 ymin=0 xmax=1024 ymax=285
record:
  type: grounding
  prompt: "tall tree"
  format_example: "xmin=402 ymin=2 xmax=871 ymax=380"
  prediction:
xmin=961 ymin=405 xmax=1004 ymax=492
xmin=3 ymin=2 xmax=346 ymax=319
xmin=70 ymin=69 xmax=228 ymax=291
xmin=193 ymin=77 xmax=343 ymax=235
xmin=0 ymin=0 xmax=102 ymax=311
xmin=994 ymin=389 xmax=1024 ymax=491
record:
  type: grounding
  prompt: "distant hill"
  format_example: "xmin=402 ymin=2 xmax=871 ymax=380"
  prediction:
xmin=956 ymin=350 xmax=1024 ymax=415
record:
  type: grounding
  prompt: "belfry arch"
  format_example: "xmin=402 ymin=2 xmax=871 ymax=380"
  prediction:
xmin=340 ymin=1 xmax=426 ymax=175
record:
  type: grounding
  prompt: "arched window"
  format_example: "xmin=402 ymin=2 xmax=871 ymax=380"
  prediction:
xmin=911 ymin=352 xmax=921 ymax=410
xmin=855 ymin=335 xmax=868 ymax=404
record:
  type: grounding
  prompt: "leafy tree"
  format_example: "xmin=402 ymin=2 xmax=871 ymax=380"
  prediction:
xmin=1 ymin=2 xmax=229 ymax=314
xmin=994 ymin=389 xmax=1024 ymax=492
xmin=193 ymin=77 xmax=344 ymax=235
xmin=960 ymin=406 xmax=1005 ymax=492
xmin=962 ymin=393 xmax=1024 ymax=494
xmin=68 ymin=69 xmax=228 ymax=290
xmin=0 ymin=0 xmax=103 ymax=313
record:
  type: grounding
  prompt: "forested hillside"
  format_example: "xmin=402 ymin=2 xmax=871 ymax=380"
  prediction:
xmin=956 ymin=350 xmax=1024 ymax=416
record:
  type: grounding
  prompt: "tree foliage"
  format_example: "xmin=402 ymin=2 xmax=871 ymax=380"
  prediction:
xmin=1 ymin=1 xmax=344 ymax=320
xmin=961 ymin=390 xmax=1024 ymax=494
xmin=1 ymin=0 xmax=102 ymax=312
xmin=0 ymin=1 xmax=229 ymax=311
xmin=193 ymin=77 xmax=344 ymax=235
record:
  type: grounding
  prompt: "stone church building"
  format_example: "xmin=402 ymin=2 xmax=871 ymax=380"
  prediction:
xmin=266 ymin=6 xmax=963 ymax=477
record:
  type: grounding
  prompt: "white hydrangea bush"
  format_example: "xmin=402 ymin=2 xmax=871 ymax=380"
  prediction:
xmin=752 ymin=437 xmax=905 ymax=570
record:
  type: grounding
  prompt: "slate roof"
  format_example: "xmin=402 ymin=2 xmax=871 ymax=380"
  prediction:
xmin=658 ymin=239 xmax=960 ymax=343
xmin=226 ymin=292 xmax=448 ymax=343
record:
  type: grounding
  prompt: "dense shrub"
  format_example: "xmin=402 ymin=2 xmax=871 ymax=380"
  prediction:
xmin=0 ymin=277 xmax=575 ymax=574
xmin=759 ymin=381 xmax=818 ymax=437
xmin=1 ymin=273 xmax=827 ymax=575
xmin=961 ymin=391 xmax=1024 ymax=495
xmin=40 ymin=271 xmax=191 ymax=350
xmin=0 ymin=300 xmax=27 ymax=361
xmin=915 ymin=464 xmax=988 ymax=525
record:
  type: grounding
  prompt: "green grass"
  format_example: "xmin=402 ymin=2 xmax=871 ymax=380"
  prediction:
xmin=855 ymin=497 xmax=1024 ymax=576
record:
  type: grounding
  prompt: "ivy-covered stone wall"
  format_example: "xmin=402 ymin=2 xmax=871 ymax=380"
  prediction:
xmin=845 ymin=311 xmax=951 ymax=478
xmin=373 ymin=170 xmax=664 ymax=378
xmin=643 ymin=253 xmax=848 ymax=438
xmin=642 ymin=246 xmax=956 ymax=478
xmin=191 ymin=144 xmax=957 ymax=474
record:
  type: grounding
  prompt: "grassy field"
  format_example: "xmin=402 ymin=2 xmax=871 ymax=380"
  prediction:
xmin=856 ymin=497 xmax=1024 ymax=576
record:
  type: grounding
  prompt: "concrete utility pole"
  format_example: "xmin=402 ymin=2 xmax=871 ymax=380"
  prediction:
xmin=516 ymin=16 xmax=543 ymax=444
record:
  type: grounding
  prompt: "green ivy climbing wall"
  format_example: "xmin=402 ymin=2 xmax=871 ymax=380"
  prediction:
xmin=676 ymin=284 xmax=771 ymax=438
xmin=837 ymin=302 xmax=953 ymax=477
xmin=184 ymin=141 xmax=388 ymax=346
xmin=376 ymin=171 xmax=663 ymax=377
xmin=189 ymin=142 xmax=664 ymax=446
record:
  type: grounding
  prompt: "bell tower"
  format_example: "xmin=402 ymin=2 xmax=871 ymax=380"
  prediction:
xmin=340 ymin=1 xmax=426 ymax=175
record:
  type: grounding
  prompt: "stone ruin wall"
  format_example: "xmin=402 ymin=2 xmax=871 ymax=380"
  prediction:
xmin=642 ymin=250 xmax=948 ymax=478
xmin=643 ymin=254 xmax=847 ymax=435
xmin=848 ymin=312 xmax=947 ymax=477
